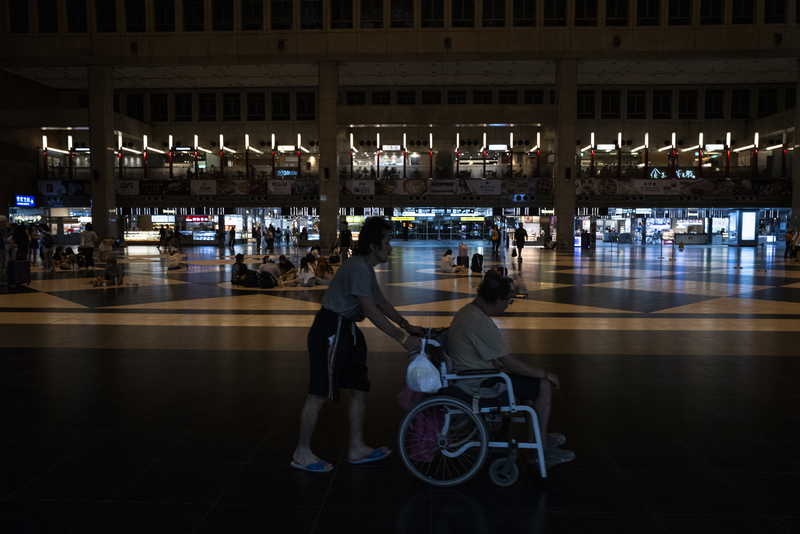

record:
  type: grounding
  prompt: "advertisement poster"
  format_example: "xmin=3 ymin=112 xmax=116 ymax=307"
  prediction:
xmin=576 ymin=177 xmax=789 ymax=197
xmin=465 ymin=180 xmax=501 ymax=195
xmin=115 ymin=180 xmax=140 ymax=195
xmin=429 ymin=180 xmax=456 ymax=194
xmin=342 ymin=180 xmax=375 ymax=195
xmin=39 ymin=180 xmax=67 ymax=196
xmin=190 ymin=180 xmax=217 ymax=195
xmin=268 ymin=180 xmax=292 ymax=195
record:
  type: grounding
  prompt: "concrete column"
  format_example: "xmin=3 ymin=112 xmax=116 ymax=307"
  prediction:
xmin=555 ymin=59 xmax=578 ymax=250
xmin=792 ymin=60 xmax=800 ymax=228
xmin=87 ymin=65 xmax=117 ymax=239
xmin=318 ymin=61 xmax=340 ymax=248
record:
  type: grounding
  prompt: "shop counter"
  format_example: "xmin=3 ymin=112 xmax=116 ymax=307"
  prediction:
xmin=674 ymin=233 xmax=708 ymax=245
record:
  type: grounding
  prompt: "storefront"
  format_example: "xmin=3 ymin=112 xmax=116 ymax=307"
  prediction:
xmin=390 ymin=208 xmax=493 ymax=241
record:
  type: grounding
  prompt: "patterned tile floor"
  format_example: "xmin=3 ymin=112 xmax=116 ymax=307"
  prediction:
xmin=1 ymin=241 xmax=799 ymax=533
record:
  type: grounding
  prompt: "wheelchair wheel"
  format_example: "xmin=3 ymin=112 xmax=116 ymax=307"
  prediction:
xmin=488 ymin=457 xmax=519 ymax=487
xmin=398 ymin=396 xmax=488 ymax=487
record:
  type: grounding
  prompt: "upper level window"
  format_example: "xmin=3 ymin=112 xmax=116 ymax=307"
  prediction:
xmin=606 ymin=0 xmax=628 ymax=26
xmin=212 ymin=0 xmax=234 ymax=30
xmin=272 ymin=0 xmax=293 ymax=29
xmin=785 ymin=87 xmax=796 ymax=110
xmin=124 ymin=0 xmax=146 ymax=32
xmin=524 ymin=90 xmax=543 ymax=104
xmin=372 ymin=91 xmax=391 ymax=105
xmin=126 ymin=94 xmax=145 ymax=121
xmin=483 ymin=0 xmax=505 ymax=27
xmin=678 ymin=90 xmax=697 ymax=119
xmin=730 ymin=89 xmax=750 ymax=118
xmin=731 ymin=0 xmax=753 ymax=24
xmin=96 ymin=0 xmax=117 ymax=32
xmin=668 ymin=0 xmax=692 ymax=25
xmin=391 ymin=0 xmax=414 ymax=28
xmin=297 ymin=92 xmax=315 ymax=120
xmin=652 ymin=90 xmax=672 ymax=119
xmin=575 ymin=0 xmax=598 ymax=26
xmin=473 ymin=90 xmax=492 ymax=104
xmin=66 ymin=0 xmax=87 ymax=32
xmin=174 ymin=93 xmax=193 ymax=121
xmin=453 ymin=0 xmax=474 ymax=27
xmin=764 ymin=0 xmax=785 ymax=23
xmin=361 ymin=0 xmax=383 ymax=28
xmin=247 ymin=92 xmax=266 ymax=121
xmin=184 ymin=0 xmax=204 ymax=31
xmin=448 ymin=91 xmax=467 ymax=105
xmin=637 ymin=0 xmax=659 ymax=26
xmin=272 ymin=92 xmax=290 ymax=120
xmin=543 ymin=0 xmax=566 ymax=26
xmin=704 ymin=89 xmax=724 ymax=119
xmin=422 ymin=91 xmax=441 ymax=105
xmin=346 ymin=91 xmax=366 ymax=105
xmin=331 ymin=0 xmax=353 ymax=28
xmin=242 ymin=0 xmax=263 ymax=30
xmin=223 ymin=93 xmax=241 ymax=121
xmin=38 ymin=0 xmax=59 ymax=33
xmin=397 ymin=90 xmax=416 ymax=104
xmin=577 ymin=91 xmax=595 ymax=119
xmin=301 ymin=0 xmax=323 ymax=29
xmin=154 ymin=0 xmax=175 ymax=31
xmin=499 ymin=90 xmax=518 ymax=104
xmin=758 ymin=88 xmax=778 ymax=117
xmin=421 ymin=0 xmax=444 ymax=27
xmin=513 ymin=0 xmax=536 ymax=26
xmin=601 ymin=90 xmax=621 ymax=119
xmin=198 ymin=93 xmax=217 ymax=121
xmin=626 ymin=90 xmax=646 ymax=119
xmin=699 ymin=0 xmax=723 ymax=25
xmin=151 ymin=93 xmax=169 ymax=122
xmin=9 ymin=2 xmax=29 ymax=33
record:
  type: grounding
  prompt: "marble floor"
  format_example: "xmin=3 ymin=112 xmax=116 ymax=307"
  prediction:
xmin=1 ymin=241 xmax=799 ymax=533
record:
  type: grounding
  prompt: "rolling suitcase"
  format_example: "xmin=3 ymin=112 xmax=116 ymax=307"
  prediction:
xmin=7 ymin=260 xmax=31 ymax=286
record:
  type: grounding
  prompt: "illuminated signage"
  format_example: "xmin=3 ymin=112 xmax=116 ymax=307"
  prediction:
xmin=460 ymin=217 xmax=484 ymax=221
xmin=742 ymin=212 xmax=756 ymax=241
xmin=382 ymin=145 xmax=401 ymax=151
xmin=277 ymin=145 xmax=296 ymax=152
xmin=276 ymin=169 xmax=298 ymax=178
xmin=345 ymin=216 xmax=365 ymax=223
xmin=488 ymin=144 xmax=508 ymax=151
xmin=596 ymin=144 xmax=616 ymax=151
xmin=15 ymin=195 xmax=35 ymax=207
xmin=649 ymin=168 xmax=695 ymax=179
xmin=151 ymin=215 xmax=175 ymax=223
xmin=704 ymin=144 xmax=725 ymax=151
xmin=185 ymin=215 xmax=213 ymax=223
xmin=392 ymin=217 xmax=415 ymax=221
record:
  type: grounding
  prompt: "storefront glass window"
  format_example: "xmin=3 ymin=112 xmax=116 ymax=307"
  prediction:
xmin=453 ymin=0 xmax=475 ymax=27
xmin=242 ymin=0 xmax=263 ymax=30
xmin=513 ymin=0 xmax=536 ymax=26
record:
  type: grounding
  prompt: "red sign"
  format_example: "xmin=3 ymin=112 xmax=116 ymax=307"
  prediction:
xmin=185 ymin=215 xmax=213 ymax=222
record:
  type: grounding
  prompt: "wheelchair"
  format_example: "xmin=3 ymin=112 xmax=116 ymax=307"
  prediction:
xmin=398 ymin=329 xmax=547 ymax=487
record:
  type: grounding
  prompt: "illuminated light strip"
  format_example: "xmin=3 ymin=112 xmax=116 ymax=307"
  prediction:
xmin=47 ymin=147 xmax=70 ymax=154
xmin=631 ymin=145 xmax=646 ymax=152
xmin=121 ymin=146 xmax=142 ymax=154
xmin=248 ymin=146 xmax=263 ymax=154
xmin=196 ymin=146 xmax=212 ymax=154
xmin=765 ymin=144 xmax=784 ymax=151
xmin=657 ymin=145 xmax=673 ymax=152
xmin=222 ymin=146 xmax=236 ymax=153
xmin=146 ymin=147 xmax=165 ymax=154
xmin=733 ymin=144 xmax=755 ymax=153
xmin=680 ymin=145 xmax=700 ymax=152
xmin=299 ymin=146 xmax=310 ymax=153
xmin=581 ymin=145 xmax=592 ymax=152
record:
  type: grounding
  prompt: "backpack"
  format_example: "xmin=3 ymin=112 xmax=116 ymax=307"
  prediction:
xmin=260 ymin=272 xmax=277 ymax=289
xmin=232 ymin=263 xmax=247 ymax=284
xmin=42 ymin=233 xmax=55 ymax=249
xmin=243 ymin=270 xmax=260 ymax=288
xmin=470 ymin=253 xmax=483 ymax=273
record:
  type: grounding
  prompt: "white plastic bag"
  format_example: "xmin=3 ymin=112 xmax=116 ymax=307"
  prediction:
xmin=406 ymin=340 xmax=443 ymax=393
xmin=516 ymin=275 xmax=529 ymax=296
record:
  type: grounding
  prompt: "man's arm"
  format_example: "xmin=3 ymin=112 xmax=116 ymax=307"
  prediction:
xmin=360 ymin=297 xmax=422 ymax=352
xmin=376 ymin=300 xmax=425 ymax=336
xmin=497 ymin=354 xmax=559 ymax=389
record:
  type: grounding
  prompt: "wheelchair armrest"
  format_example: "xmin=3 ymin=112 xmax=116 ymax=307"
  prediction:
xmin=456 ymin=368 xmax=502 ymax=376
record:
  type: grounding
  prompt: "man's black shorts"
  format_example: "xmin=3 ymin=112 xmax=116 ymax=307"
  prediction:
xmin=308 ymin=308 xmax=369 ymax=403
xmin=482 ymin=373 xmax=541 ymax=402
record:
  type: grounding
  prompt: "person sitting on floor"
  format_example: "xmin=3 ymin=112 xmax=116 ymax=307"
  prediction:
xmin=284 ymin=256 xmax=316 ymax=287
xmin=92 ymin=257 xmax=125 ymax=286
xmin=52 ymin=246 xmax=65 ymax=263
xmin=232 ymin=253 xmax=248 ymax=285
xmin=258 ymin=255 xmax=283 ymax=287
xmin=441 ymin=249 xmax=466 ymax=274
xmin=167 ymin=250 xmax=185 ymax=270
xmin=314 ymin=256 xmax=335 ymax=285
xmin=60 ymin=247 xmax=81 ymax=270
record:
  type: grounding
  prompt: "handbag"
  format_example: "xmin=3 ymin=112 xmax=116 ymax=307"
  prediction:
xmin=511 ymin=248 xmax=517 ymax=257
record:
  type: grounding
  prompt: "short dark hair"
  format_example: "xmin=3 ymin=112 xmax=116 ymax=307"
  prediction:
xmin=444 ymin=249 xmax=453 ymax=256
xmin=478 ymin=270 xmax=514 ymax=303
xmin=356 ymin=217 xmax=391 ymax=256
xmin=262 ymin=256 xmax=269 ymax=263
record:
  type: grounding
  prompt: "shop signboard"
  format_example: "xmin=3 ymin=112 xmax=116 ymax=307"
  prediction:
xmin=344 ymin=180 xmax=375 ymax=195
xmin=186 ymin=215 xmax=213 ymax=223
xmin=139 ymin=181 xmax=165 ymax=195
xmin=190 ymin=180 xmax=217 ymax=195
xmin=269 ymin=180 xmax=292 ymax=195
xmin=115 ymin=180 xmax=139 ymax=195
xmin=465 ymin=180 xmax=501 ymax=195
xmin=15 ymin=195 xmax=35 ymax=207
xmin=430 ymin=180 xmax=456 ymax=194
xmin=164 ymin=180 xmax=190 ymax=195
xmin=39 ymin=180 xmax=67 ymax=196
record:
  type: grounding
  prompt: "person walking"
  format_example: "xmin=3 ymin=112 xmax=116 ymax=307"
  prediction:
xmin=28 ymin=224 xmax=40 ymax=267
xmin=785 ymin=227 xmax=795 ymax=259
xmin=39 ymin=224 xmax=55 ymax=272
xmin=491 ymin=224 xmax=500 ymax=254
xmin=0 ymin=215 xmax=11 ymax=286
xmin=339 ymin=221 xmax=353 ymax=261
xmin=266 ymin=224 xmax=276 ymax=253
xmin=292 ymin=217 xmax=423 ymax=473
xmin=80 ymin=222 xmax=98 ymax=270
xmin=228 ymin=227 xmax=236 ymax=252
xmin=254 ymin=225 xmax=262 ymax=253
xmin=514 ymin=222 xmax=528 ymax=262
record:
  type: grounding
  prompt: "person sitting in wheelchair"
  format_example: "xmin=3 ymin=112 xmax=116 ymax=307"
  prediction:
xmin=448 ymin=269 xmax=575 ymax=469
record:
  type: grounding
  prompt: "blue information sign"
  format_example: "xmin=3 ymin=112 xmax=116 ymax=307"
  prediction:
xmin=15 ymin=195 xmax=35 ymax=207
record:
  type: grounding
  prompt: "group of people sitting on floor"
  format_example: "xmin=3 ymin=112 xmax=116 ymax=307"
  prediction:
xmin=232 ymin=248 xmax=336 ymax=288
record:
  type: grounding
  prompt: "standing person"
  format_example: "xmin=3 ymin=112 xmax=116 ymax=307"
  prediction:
xmin=339 ymin=221 xmax=353 ymax=261
xmin=228 ymin=227 xmax=236 ymax=252
xmin=254 ymin=225 xmax=262 ymax=253
xmin=28 ymin=224 xmax=40 ymax=267
xmin=158 ymin=227 xmax=167 ymax=252
xmin=80 ymin=223 xmax=98 ymax=270
xmin=267 ymin=224 xmax=275 ymax=253
xmin=793 ymin=227 xmax=800 ymax=263
xmin=292 ymin=217 xmax=424 ymax=473
xmin=449 ymin=270 xmax=575 ymax=469
xmin=491 ymin=224 xmax=500 ymax=253
xmin=514 ymin=222 xmax=528 ymax=262
xmin=785 ymin=227 xmax=795 ymax=259
xmin=0 ymin=215 xmax=11 ymax=286
xmin=40 ymin=224 xmax=55 ymax=272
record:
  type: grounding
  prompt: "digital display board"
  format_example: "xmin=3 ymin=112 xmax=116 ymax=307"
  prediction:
xmin=15 ymin=195 xmax=35 ymax=207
